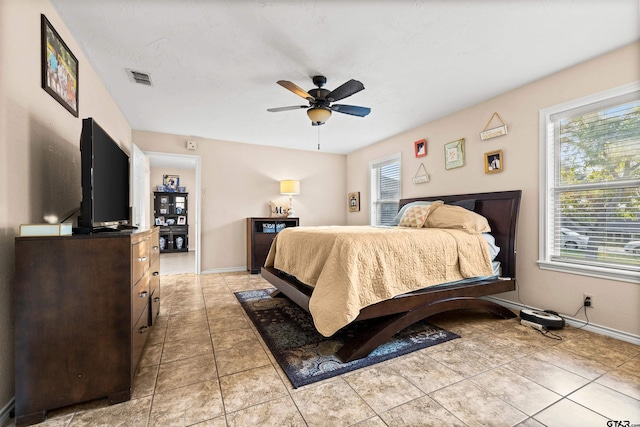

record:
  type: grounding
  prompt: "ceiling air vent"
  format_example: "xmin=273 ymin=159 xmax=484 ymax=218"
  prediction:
xmin=126 ymin=69 xmax=153 ymax=86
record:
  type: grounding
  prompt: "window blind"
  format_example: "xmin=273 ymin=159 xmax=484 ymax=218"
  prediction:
xmin=548 ymin=92 xmax=640 ymax=272
xmin=370 ymin=155 xmax=401 ymax=225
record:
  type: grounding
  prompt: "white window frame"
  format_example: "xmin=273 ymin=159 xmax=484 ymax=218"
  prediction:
xmin=538 ymin=81 xmax=640 ymax=284
xmin=369 ymin=152 xmax=402 ymax=226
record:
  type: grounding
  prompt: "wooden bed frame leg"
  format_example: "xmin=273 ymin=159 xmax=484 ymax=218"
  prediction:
xmin=336 ymin=297 xmax=516 ymax=363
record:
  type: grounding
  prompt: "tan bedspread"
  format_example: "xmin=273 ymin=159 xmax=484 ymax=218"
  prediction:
xmin=264 ymin=226 xmax=494 ymax=337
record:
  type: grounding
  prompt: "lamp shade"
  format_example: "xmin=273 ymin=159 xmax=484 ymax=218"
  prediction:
xmin=280 ymin=180 xmax=300 ymax=195
xmin=307 ymin=107 xmax=331 ymax=125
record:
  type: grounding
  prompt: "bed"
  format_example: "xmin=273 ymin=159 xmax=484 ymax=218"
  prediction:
xmin=261 ymin=190 xmax=521 ymax=362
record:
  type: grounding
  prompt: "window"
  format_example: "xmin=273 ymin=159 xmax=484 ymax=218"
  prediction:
xmin=370 ymin=153 xmax=401 ymax=225
xmin=539 ymin=82 xmax=640 ymax=283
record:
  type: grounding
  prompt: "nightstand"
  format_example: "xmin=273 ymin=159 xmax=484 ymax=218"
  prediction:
xmin=246 ymin=217 xmax=299 ymax=274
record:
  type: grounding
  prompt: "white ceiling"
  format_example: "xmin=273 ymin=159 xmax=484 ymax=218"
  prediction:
xmin=51 ymin=0 xmax=640 ymax=155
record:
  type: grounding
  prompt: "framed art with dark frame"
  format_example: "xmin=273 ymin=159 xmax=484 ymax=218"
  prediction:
xmin=485 ymin=150 xmax=503 ymax=173
xmin=41 ymin=14 xmax=78 ymax=117
xmin=414 ymin=139 xmax=427 ymax=158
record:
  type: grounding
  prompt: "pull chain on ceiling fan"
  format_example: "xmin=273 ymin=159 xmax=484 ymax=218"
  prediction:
xmin=267 ymin=75 xmax=371 ymax=126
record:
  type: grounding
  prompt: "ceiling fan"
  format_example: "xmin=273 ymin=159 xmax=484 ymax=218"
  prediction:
xmin=267 ymin=75 xmax=371 ymax=126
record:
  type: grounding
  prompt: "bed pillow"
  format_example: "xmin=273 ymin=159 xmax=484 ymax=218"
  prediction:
xmin=398 ymin=204 xmax=432 ymax=228
xmin=269 ymin=200 xmax=290 ymax=218
xmin=391 ymin=201 xmax=438 ymax=226
xmin=425 ymin=202 xmax=491 ymax=234
xmin=482 ymin=233 xmax=501 ymax=260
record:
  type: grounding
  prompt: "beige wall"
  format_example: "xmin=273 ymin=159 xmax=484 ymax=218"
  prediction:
xmin=134 ymin=131 xmax=347 ymax=272
xmin=347 ymin=42 xmax=640 ymax=337
xmin=0 ymin=0 xmax=133 ymax=412
xmin=150 ymin=167 xmax=197 ymax=249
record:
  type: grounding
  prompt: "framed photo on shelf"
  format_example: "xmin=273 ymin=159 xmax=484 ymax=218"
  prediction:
xmin=163 ymin=175 xmax=179 ymax=191
xmin=485 ymin=150 xmax=503 ymax=174
xmin=414 ymin=139 xmax=427 ymax=158
xmin=41 ymin=14 xmax=79 ymax=117
xmin=348 ymin=192 xmax=360 ymax=212
xmin=444 ymin=138 xmax=465 ymax=170
xmin=177 ymin=216 xmax=186 ymax=225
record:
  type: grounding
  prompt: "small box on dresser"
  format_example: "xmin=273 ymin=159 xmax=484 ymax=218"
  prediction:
xmin=13 ymin=228 xmax=160 ymax=426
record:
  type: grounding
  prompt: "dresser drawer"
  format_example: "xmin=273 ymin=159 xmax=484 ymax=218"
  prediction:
xmin=149 ymin=229 xmax=160 ymax=264
xmin=132 ymin=238 xmax=150 ymax=284
xmin=131 ymin=303 xmax=150 ymax=375
xmin=149 ymin=258 xmax=160 ymax=297
xmin=132 ymin=270 xmax=150 ymax=328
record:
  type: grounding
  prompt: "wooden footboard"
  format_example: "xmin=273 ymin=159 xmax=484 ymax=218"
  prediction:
xmin=262 ymin=266 xmax=516 ymax=362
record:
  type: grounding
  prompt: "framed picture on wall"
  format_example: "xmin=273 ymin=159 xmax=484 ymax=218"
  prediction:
xmin=348 ymin=192 xmax=360 ymax=212
xmin=485 ymin=150 xmax=503 ymax=173
xmin=414 ymin=139 xmax=427 ymax=158
xmin=41 ymin=14 xmax=78 ymax=117
xmin=444 ymin=138 xmax=465 ymax=170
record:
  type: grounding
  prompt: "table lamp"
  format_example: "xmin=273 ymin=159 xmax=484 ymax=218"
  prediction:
xmin=280 ymin=180 xmax=300 ymax=217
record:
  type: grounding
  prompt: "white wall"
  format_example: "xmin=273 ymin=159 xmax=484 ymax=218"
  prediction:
xmin=134 ymin=130 xmax=347 ymax=272
xmin=347 ymin=42 xmax=640 ymax=337
xmin=0 ymin=0 xmax=133 ymax=414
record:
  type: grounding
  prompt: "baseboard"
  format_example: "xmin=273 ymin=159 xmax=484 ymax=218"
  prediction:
xmin=0 ymin=397 xmax=14 ymax=427
xmin=484 ymin=296 xmax=640 ymax=346
xmin=201 ymin=266 xmax=247 ymax=274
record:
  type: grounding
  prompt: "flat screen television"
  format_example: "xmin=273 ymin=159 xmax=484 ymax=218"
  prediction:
xmin=78 ymin=117 xmax=130 ymax=232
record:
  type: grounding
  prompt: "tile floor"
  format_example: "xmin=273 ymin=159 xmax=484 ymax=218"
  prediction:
xmin=160 ymin=251 xmax=196 ymax=275
xmin=6 ymin=272 xmax=640 ymax=427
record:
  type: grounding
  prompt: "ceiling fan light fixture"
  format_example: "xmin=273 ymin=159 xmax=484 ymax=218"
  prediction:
xmin=307 ymin=107 xmax=331 ymax=125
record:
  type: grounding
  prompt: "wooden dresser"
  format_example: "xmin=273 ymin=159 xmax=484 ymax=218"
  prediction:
xmin=246 ymin=217 xmax=299 ymax=274
xmin=14 ymin=228 xmax=160 ymax=426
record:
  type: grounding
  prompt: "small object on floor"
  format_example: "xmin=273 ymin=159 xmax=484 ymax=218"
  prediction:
xmin=520 ymin=309 xmax=565 ymax=329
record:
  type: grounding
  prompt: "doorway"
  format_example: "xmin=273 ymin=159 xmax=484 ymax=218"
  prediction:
xmin=145 ymin=151 xmax=201 ymax=275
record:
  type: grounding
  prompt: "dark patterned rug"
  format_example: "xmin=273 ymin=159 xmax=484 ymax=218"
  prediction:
xmin=235 ymin=289 xmax=460 ymax=388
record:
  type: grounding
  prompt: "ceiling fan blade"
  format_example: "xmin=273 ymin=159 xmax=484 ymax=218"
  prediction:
xmin=277 ymin=80 xmax=315 ymax=101
xmin=326 ymin=79 xmax=365 ymax=102
xmin=330 ymin=104 xmax=371 ymax=117
xmin=267 ymin=105 xmax=308 ymax=112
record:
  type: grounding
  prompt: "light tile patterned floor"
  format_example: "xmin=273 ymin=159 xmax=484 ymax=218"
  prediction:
xmin=6 ymin=272 xmax=640 ymax=427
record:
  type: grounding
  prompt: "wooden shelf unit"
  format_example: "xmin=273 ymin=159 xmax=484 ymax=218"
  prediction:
xmin=153 ymin=191 xmax=188 ymax=252
xmin=246 ymin=217 xmax=299 ymax=274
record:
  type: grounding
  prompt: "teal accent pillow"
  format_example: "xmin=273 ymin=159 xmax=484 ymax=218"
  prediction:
xmin=391 ymin=201 xmax=435 ymax=226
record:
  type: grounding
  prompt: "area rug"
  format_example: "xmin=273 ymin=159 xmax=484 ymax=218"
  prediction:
xmin=235 ymin=289 xmax=460 ymax=388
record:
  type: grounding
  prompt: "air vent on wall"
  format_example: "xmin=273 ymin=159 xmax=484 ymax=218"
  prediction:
xmin=126 ymin=69 xmax=153 ymax=86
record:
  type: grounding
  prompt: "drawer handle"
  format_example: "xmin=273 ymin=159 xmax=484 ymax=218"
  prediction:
xmin=153 ymin=297 xmax=160 ymax=302
xmin=153 ymin=272 xmax=159 ymax=276
xmin=138 ymin=256 xmax=147 ymax=262
xmin=153 ymin=246 xmax=159 ymax=250
xmin=139 ymin=291 xmax=148 ymax=298
xmin=139 ymin=325 xmax=149 ymax=334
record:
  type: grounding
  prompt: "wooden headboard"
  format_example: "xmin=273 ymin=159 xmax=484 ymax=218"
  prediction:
xmin=399 ymin=190 xmax=522 ymax=279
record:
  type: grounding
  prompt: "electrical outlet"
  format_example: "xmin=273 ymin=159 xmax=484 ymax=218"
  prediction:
xmin=583 ymin=293 xmax=593 ymax=308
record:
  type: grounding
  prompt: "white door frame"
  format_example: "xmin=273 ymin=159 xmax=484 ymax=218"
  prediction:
xmin=145 ymin=151 xmax=202 ymax=274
